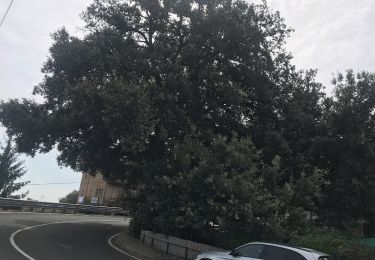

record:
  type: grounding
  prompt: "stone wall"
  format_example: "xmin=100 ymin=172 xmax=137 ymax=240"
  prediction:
xmin=140 ymin=230 xmax=226 ymax=259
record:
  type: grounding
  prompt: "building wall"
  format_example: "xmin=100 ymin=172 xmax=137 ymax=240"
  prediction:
xmin=77 ymin=173 xmax=123 ymax=206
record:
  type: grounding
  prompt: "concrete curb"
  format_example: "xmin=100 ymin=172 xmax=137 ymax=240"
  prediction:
xmin=113 ymin=234 xmax=151 ymax=260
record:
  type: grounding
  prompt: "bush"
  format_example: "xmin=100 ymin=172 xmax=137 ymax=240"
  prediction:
xmin=290 ymin=229 xmax=375 ymax=260
xmin=59 ymin=190 xmax=78 ymax=204
xmin=128 ymin=218 xmax=142 ymax=238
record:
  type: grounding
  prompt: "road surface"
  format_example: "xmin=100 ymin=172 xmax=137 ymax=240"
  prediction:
xmin=0 ymin=212 xmax=134 ymax=260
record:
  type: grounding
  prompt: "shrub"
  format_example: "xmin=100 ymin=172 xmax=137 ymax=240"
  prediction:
xmin=128 ymin=218 xmax=142 ymax=238
xmin=290 ymin=229 xmax=375 ymax=260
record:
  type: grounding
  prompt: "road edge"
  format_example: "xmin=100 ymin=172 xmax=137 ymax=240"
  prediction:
xmin=9 ymin=219 xmax=124 ymax=260
xmin=108 ymin=233 xmax=142 ymax=260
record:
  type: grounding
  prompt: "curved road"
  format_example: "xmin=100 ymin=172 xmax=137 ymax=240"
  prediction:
xmin=0 ymin=212 xmax=134 ymax=260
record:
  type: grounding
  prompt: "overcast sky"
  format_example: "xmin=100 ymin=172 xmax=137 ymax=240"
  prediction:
xmin=0 ymin=0 xmax=374 ymax=202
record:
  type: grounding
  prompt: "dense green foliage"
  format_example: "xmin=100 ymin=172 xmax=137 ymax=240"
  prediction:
xmin=128 ymin=135 xmax=324 ymax=242
xmin=0 ymin=139 xmax=29 ymax=199
xmin=59 ymin=190 xmax=78 ymax=204
xmin=316 ymin=72 xmax=375 ymax=232
xmin=0 ymin=0 xmax=375 ymax=251
xmin=290 ymin=229 xmax=375 ymax=260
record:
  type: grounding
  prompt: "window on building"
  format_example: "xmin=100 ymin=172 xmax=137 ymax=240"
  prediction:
xmin=95 ymin=188 xmax=103 ymax=202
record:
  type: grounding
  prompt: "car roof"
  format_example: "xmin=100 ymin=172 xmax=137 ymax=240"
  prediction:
xmin=237 ymin=242 xmax=329 ymax=257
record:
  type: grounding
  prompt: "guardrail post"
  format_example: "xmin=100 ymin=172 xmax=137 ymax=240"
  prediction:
xmin=151 ymin=237 xmax=154 ymax=249
xmin=185 ymin=247 xmax=188 ymax=260
xmin=166 ymin=242 xmax=169 ymax=255
xmin=142 ymin=234 xmax=145 ymax=243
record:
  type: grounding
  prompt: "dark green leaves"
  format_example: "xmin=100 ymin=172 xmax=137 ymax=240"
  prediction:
xmin=0 ymin=138 xmax=29 ymax=199
xmin=1 ymin=0 xmax=375 ymax=243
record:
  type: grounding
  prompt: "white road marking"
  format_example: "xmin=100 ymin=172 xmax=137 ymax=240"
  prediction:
xmin=9 ymin=219 xmax=125 ymax=260
xmin=108 ymin=233 xmax=142 ymax=260
xmin=10 ymin=228 xmax=35 ymax=260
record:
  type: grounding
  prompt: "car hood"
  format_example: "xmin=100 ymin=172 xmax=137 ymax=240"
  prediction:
xmin=199 ymin=250 xmax=232 ymax=259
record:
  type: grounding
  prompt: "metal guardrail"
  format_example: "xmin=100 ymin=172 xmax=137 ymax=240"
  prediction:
xmin=142 ymin=234 xmax=200 ymax=260
xmin=0 ymin=197 xmax=125 ymax=215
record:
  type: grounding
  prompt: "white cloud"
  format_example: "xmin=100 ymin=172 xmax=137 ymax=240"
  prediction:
xmin=0 ymin=0 xmax=92 ymax=100
xmin=0 ymin=0 xmax=92 ymax=202
xmin=266 ymin=0 xmax=375 ymax=92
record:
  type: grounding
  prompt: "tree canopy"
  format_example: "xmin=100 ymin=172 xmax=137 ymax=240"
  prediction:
xmin=0 ymin=0 xmax=374 ymax=243
xmin=316 ymin=72 xmax=375 ymax=231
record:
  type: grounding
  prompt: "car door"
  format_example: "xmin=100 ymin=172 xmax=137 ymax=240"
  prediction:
xmin=260 ymin=245 xmax=307 ymax=260
xmin=229 ymin=244 xmax=264 ymax=260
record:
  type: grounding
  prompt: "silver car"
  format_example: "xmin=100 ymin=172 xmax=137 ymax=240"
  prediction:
xmin=195 ymin=242 xmax=330 ymax=260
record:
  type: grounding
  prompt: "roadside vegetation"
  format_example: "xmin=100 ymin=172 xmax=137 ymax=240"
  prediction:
xmin=290 ymin=229 xmax=375 ymax=260
xmin=0 ymin=138 xmax=29 ymax=199
xmin=59 ymin=190 xmax=78 ymax=204
xmin=0 ymin=0 xmax=374 ymax=258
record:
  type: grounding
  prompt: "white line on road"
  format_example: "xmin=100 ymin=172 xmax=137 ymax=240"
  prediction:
xmin=108 ymin=233 xmax=142 ymax=260
xmin=10 ymin=228 xmax=35 ymax=260
xmin=9 ymin=219 xmax=125 ymax=260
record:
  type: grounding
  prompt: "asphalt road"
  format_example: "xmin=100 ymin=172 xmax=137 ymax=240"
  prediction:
xmin=0 ymin=212 xmax=134 ymax=260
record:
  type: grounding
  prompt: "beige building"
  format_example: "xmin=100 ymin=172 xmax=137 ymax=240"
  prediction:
xmin=77 ymin=173 xmax=123 ymax=206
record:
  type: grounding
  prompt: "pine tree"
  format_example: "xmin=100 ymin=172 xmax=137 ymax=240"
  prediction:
xmin=0 ymin=138 xmax=29 ymax=199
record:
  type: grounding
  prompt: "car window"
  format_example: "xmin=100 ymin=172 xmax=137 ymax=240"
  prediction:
xmin=235 ymin=244 xmax=264 ymax=258
xmin=284 ymin=249 xmax=306 ymax=260
xmin=260 ymin=245 xmax=306 ymax=260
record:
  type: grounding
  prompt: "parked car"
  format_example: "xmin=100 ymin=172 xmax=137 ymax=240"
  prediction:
xmin=195 ymin=242 xmax=330 ymax=260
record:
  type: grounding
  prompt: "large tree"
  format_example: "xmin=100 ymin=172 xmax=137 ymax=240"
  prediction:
xmin=0 ymin=0 xmax=353 ymax=242
xmin=315 ymin=71 xmax=375 ymax=233
xmin=0 ymin=0 xmax=295 ymax=180
xmin=0 ymin=139 xmax=29 ymax=199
